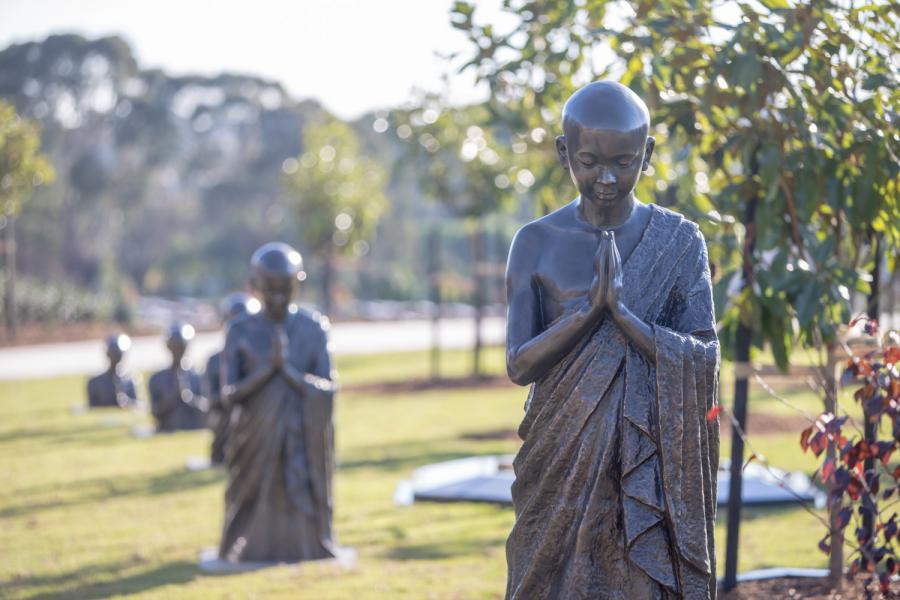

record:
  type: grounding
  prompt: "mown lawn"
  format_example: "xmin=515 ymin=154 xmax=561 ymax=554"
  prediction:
xmin=0 ymin=346 xmax=834 ymax=599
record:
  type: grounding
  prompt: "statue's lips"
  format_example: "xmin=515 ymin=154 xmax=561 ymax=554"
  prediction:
xmin=592 ymin=189 xmax=617 ymax=200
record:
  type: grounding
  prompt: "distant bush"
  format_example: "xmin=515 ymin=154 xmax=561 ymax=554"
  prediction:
xmin=0 ymin=275 xmax=130 ymax=324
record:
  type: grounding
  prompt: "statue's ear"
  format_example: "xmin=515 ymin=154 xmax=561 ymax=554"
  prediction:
xmin=555 ymin=135 xmax=569 ymax=169
xmin=642 ymin=136 xmax=656 ymax=172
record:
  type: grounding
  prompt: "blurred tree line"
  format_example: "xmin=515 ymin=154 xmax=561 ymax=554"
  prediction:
xmin=0 ymin=34 xmax=522 ymax=329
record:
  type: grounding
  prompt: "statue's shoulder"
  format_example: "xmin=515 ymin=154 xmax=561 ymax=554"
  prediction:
xmin=227 ymin=312 xmax=256 ymax=335
xmin=87 ymin=372 xmax=104 ymax=391
xmin=148 ymin=369 xmax=165 ymax=389
xmin=649 ymin=204 xmax=704 ymax=244
xmin=206 ymin=350 xmax=222 ymax=371
xmin=225 ymin=313 xmax=270 ymax=346
xmin=290 ymin=307 xmax=331 ymax=337
xmin=510 ymin=201 xmax=578 ymax=256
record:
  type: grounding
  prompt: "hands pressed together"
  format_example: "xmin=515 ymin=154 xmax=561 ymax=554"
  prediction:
xmin=586 ymin=230 xmax=656 ymax=359
xmin=271 ymin=326 xmax=291 ymax=371
xmin=588 ymin=230 xmax=624 ymax=318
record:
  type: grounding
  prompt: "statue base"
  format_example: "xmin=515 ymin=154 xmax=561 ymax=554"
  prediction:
xmin=130 ymin=424 xmax=155 ymax=439
xmin=197 ymin=546 xmax=357 ymax=574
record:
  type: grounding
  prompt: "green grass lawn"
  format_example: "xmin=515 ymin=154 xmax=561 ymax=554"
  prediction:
xmin=0 ymin=347 xmax=832 ymax=599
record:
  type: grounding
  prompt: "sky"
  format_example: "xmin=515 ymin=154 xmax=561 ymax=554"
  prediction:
xmin=0 ymin=0 xmax=509 ymax=120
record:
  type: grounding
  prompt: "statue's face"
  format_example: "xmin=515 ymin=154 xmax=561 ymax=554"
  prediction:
xmin=107 ymin=346 xmax=123 ymax=366
xmin=167 ymin=338 xmax=187 ymax=363
xmin=255 ymin=272 xmax=294 ymax=320
xmin=557 ymin=125 xmax=654 ymax=209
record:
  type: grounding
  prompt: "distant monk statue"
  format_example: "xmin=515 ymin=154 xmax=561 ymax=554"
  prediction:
xmin=204 ymin=292 xmax=259 ymax=465
xmin=504 ymin=81 xmax=720 ymax=599
xmin=218 ymin=242 xmax=338 ymax=563
xmin=149 ymin=323 xmax=208 ymax=432
xmin=87 ymin=334 xmax=138 ymax=408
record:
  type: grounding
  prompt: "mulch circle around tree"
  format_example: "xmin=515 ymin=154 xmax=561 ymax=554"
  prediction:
xmin=720 ymin=577 xmax=897 ymax=599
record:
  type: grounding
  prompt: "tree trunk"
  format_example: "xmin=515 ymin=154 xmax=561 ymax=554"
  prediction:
xmin=470 ymin=222 xmax=484 ymax=378
xmin=860 ymin=235 xmax=881 ymax=553
xmin=2 ymin=213 xmax=16 ymax=339
xmin=723 ymin=151 xmax=760 ymax=591
xmin=825 ymin=339 xmax=843 ymax=588
xmin=723 ymin=321 xmax=751 ymax=591
xmin=321 ymin=248 xmax=334 ymax=317
xmin=428 ymin=227 xmax=442 ymax=381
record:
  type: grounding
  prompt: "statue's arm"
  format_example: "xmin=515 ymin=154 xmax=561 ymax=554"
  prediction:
xmin=611 ymin=302 xmax=655 ymax=360
xmin=149 ymin=375 xmax=177 ymax=418
xmin=281 ymin=320 xmax=338 ymax=396
xmin=505 ymin=226 xmax=605 ymax=386
xmin=221 ymin=326 xmax=277 ymax=405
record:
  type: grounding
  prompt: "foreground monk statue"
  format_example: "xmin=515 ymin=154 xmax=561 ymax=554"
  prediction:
xmin=87 ymin=334 xmax=138 ymax=408
xmin=504 ymin=81 xmax=720 ymax=599
xmin=205 ymin=293 xmax=259 ymax=465
xmin=149 ymin=323 xmax=207 ymax=432
xmin=218 ymin=242 xmax=338 ymax=563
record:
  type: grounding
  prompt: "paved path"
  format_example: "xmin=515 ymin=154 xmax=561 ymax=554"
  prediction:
xmin=0 ymin=317 xmax=506 ymax=381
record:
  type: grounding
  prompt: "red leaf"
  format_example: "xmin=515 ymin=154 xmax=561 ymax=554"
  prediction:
xmin=809 ymin=432 xmax=828 ymax=457
xmin=878 ymin=443 xmax=895 ymax=466
xmin=858 ymin=360 xmax=874 ymax=377
xmin=821 ymin=458 xmax=835 ymax=483
xmin=836 ymin=506 xmax=852 ymax=530
xmin=706 ymin=405 xmax=722 ymax=422
xmin=847 ymin=478 xmax=863 ymax=501
xmin=800 ymin=426 xmax=813 ymax=452
xmin=884 ymin=345 xmax=900 ymax=365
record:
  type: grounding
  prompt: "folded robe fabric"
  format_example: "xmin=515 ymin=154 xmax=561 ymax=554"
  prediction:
xmin=506 ymin=206 xmax=720 ymax=600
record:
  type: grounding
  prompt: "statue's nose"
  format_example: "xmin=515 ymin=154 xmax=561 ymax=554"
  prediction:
xmin=596 ymin=167 xmax=616 ymax=185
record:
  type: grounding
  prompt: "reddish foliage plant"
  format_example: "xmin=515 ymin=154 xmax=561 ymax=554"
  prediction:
xmin=800 ymin=316 xmax=900 ymax=595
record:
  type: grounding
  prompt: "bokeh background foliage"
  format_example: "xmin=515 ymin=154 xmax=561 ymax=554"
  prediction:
xmin=451 ymin=0 xmax=899 ymax=366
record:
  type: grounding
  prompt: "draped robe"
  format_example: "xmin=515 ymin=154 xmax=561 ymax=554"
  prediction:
xmin=506 ymin=207 xmax=720 ymax=600
xmin=87 ymin=370 xmax=138 ymax=408
xmin=205 ymin=351 xmax=229 ymax=464
xmin=219 ymin=309 xmax=336 ymax=563
xmin=148 ymin=367 xmax=206 ymax=432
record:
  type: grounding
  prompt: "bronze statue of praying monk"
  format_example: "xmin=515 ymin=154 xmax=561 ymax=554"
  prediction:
xmin=504 ymin=81 xmax=720 ymax=599
xmin=87 ymin=333 xmax=138 ymax=408
xmin=218 ymin=242 xmax=338 ymax=563
xmin=149 ymin=323 xmax=208 ymax=432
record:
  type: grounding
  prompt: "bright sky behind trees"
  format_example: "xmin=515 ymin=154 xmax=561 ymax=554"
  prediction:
xmin=0 ymin=0 xmax=512 ymax=119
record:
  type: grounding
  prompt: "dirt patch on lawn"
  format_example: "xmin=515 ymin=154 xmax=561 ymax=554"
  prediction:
xmin=459 ymin=429 xmax=521 ymax=442
xmin=344 ymin=374 xmax=514 ymax=395
xmin=720 ymin=577 xmax=895 ymax=599
xmin=0 ymin=321 xmax=216 ymax=347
